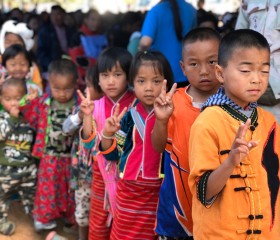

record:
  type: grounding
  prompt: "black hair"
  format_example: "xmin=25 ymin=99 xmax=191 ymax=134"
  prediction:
xmin=48 ymin=58 xmax=78 ymax=83
xmin=129 ymin=50 xmax=174 ymax=90
xmin=121 ymin=11 xmax=143 ymax=26
xmin=51 ymin=5 xmax=65 ymax=13
xmin=182 ymin=27 xmax=221 ymax=47
xmin=2 ymin=44 xmax=32 ymax=67
xmin=86 ymin=64 xmax=102 ymax=94
xmin=197 ymin=11 xmax=219 ymax=29
xmin=85 ymin=9 xmax=99 ymax=19
xmin=0 ymin=77 xmax=27 ymax=95
xmin=218 ymin=29 xmax=270 ymax=67
xmin=97 ymin=47 xmax=132 ymax=77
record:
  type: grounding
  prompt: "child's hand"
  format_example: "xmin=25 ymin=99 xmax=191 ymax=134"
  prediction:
xmin=9 ymin=106 xmax=20 ymax=118
xmin=26 ymin=88 xmax=39 ymax=101
xmin=77 ymin=88 xmax=95 ymax=117
xmin=154 ymin=80 xmax=177 ymax=122
xmin=103 ymin=103 xmax=127 ymax=137
xmin=229 ymin=118 xmax=258 ymax=166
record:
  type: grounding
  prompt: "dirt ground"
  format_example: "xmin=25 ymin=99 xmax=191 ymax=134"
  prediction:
xmin=1 ymin=201 xmax=77 ymax=240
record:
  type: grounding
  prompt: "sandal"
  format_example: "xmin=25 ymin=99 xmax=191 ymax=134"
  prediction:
xmin=0 ymin=220 xmax=15 ymax=235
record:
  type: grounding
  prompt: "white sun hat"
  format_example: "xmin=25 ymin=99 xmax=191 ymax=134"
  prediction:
xmin=0 ymin=20 xmax=34 ymax=54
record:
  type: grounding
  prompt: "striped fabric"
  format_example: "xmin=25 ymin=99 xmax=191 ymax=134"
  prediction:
xmin=88 ymin=91 xmax=135 ymax=239
xmin=202 ymin=86 xmax=258 ymax=111
xmin=110 ymin=174 xmax=162 ymax=240
xmin=88 ymin=161 xmax=111 ymax=240
xmin=130 ymin=107 xmax=145 ymax=140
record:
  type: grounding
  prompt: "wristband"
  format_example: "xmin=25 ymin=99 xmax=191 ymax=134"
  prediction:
xmin=101 ymin=130 xmax=115 ymax=140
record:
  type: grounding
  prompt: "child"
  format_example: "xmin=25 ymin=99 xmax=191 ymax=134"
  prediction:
xmin=2 ymin=44 xmax=42 ymax=95
xmin=99 ymin=50 xmax=174 ymax=239
xmin=236 ymin=0 xmax=280 ymax=123
xmin=0 ymin=78 xmax=37 ymax=236
xmin=0 ymin=19 xmax=43 ymax=90
xmin=19 ymin=58 xmax=79 ymax=232
xmin=62 ymin=65 xmax=103 ymax=240
xmin=80 ymin=47 xmax=135 ymax=239
xmin=188 ymin=29 xmax=280 ymax=239
xmin=152 ymin=28 xmax=221 ymax=239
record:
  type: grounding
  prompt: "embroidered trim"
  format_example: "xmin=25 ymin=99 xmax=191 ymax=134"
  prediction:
xmin=197 ymin=171 xmax=213 ymax=206
xmin=220 ymin=105 xmax=258 ymax=131
xmin=100 ymin=138 xmax=117 ymax=155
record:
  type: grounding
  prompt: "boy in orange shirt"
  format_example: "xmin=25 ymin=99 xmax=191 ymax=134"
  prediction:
xmin=189 ymin=29 xmax=280 ymax=239
xmin=152 ymin=27 xmax=221 ymax=239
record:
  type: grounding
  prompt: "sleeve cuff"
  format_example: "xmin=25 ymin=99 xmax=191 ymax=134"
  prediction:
xmin=196 ymin=171 xmax=218 ymax=208
xmin=99 ymin=138 xmax=117 ymax=155
xmin=70 ymin=112 xmax=82 ymax=126
xmin=80 ymin=127 xmax=97 ymax=143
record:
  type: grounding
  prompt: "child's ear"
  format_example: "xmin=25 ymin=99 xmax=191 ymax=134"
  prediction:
xmin=179 ymin=60 xmax=185 ymax=73
xmin=215 ymin=64 xmax=224 ymax=84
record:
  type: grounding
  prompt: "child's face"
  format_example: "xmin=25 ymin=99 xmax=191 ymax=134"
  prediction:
xmin=85 ymin=80 xmax=103 ymax=101
xmin=49 ymin=73 xmax=77 ymax=103
xmin=216 ymin=47 xmax=270 ymax=109
xmin=0 ymin=85 xmax=25 ymax=112
xmin=4 ymin=33 xmax=24 ymax=50
xmin=180 ymin=39 xmax=220 ymax=95
xmin=99 ymin=62 xmax=128 ymax=102
xmin=133 ymin=63 xmax=164 ymax=112
xmin=5 ymin=53 xmax=29 ymax=79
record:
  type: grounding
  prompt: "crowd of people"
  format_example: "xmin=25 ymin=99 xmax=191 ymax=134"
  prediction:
xmin=0 ymin=0 xmax=279 ymax=240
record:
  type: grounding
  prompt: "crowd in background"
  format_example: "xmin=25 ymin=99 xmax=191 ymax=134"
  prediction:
xmin=0 ymin=3 xmax=238 ymax=89
xmin=0 ymin=0 xmax=279 ymax=240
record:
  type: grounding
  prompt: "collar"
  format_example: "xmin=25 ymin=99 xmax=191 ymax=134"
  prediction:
xmin=220 ymin=104 xmax=258 ymax=131
xmin=202 ymin=86 xmax=258 ymax=111
xmin=134 ymin=101 xmax=154 ymax=120
xmin=44 ymin=92 xmax=80 ymax=106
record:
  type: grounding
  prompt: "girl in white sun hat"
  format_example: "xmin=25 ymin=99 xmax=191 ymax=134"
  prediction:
xmin=0 ymin=20 xmax=43 ymax=91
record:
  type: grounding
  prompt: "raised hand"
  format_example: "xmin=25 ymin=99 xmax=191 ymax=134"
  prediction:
xmin=154 ymin=79 xmax=177 ymax=122
xmin=103 ymin=103 xmax=127 ymax=137
xmin=229 ymin=118 xmax=258 ymax=166
xmin=77 ymin=88 xmax=95 ymax=117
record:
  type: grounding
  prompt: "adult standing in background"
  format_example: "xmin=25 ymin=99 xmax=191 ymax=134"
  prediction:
xmin=235 ymin=0 xmax=280 ymax=123
xmin=139 ymin=0 xmax=197 ymax=87
xmin=68 ymin=9 xmax=108 ymax=87
xmin=36 ymin=5 xmax=75 ymax=76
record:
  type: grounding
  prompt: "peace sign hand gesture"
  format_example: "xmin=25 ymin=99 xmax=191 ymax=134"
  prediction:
xmin=154 ymin=80 xmax=177 ymax=123
xmin=103 ymin=103 xmax=127 ymax=137
xmin=77 ymin=88 xmax=95 ymax=117
xmin=229 ymin=118 xmax=258 ymax=166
